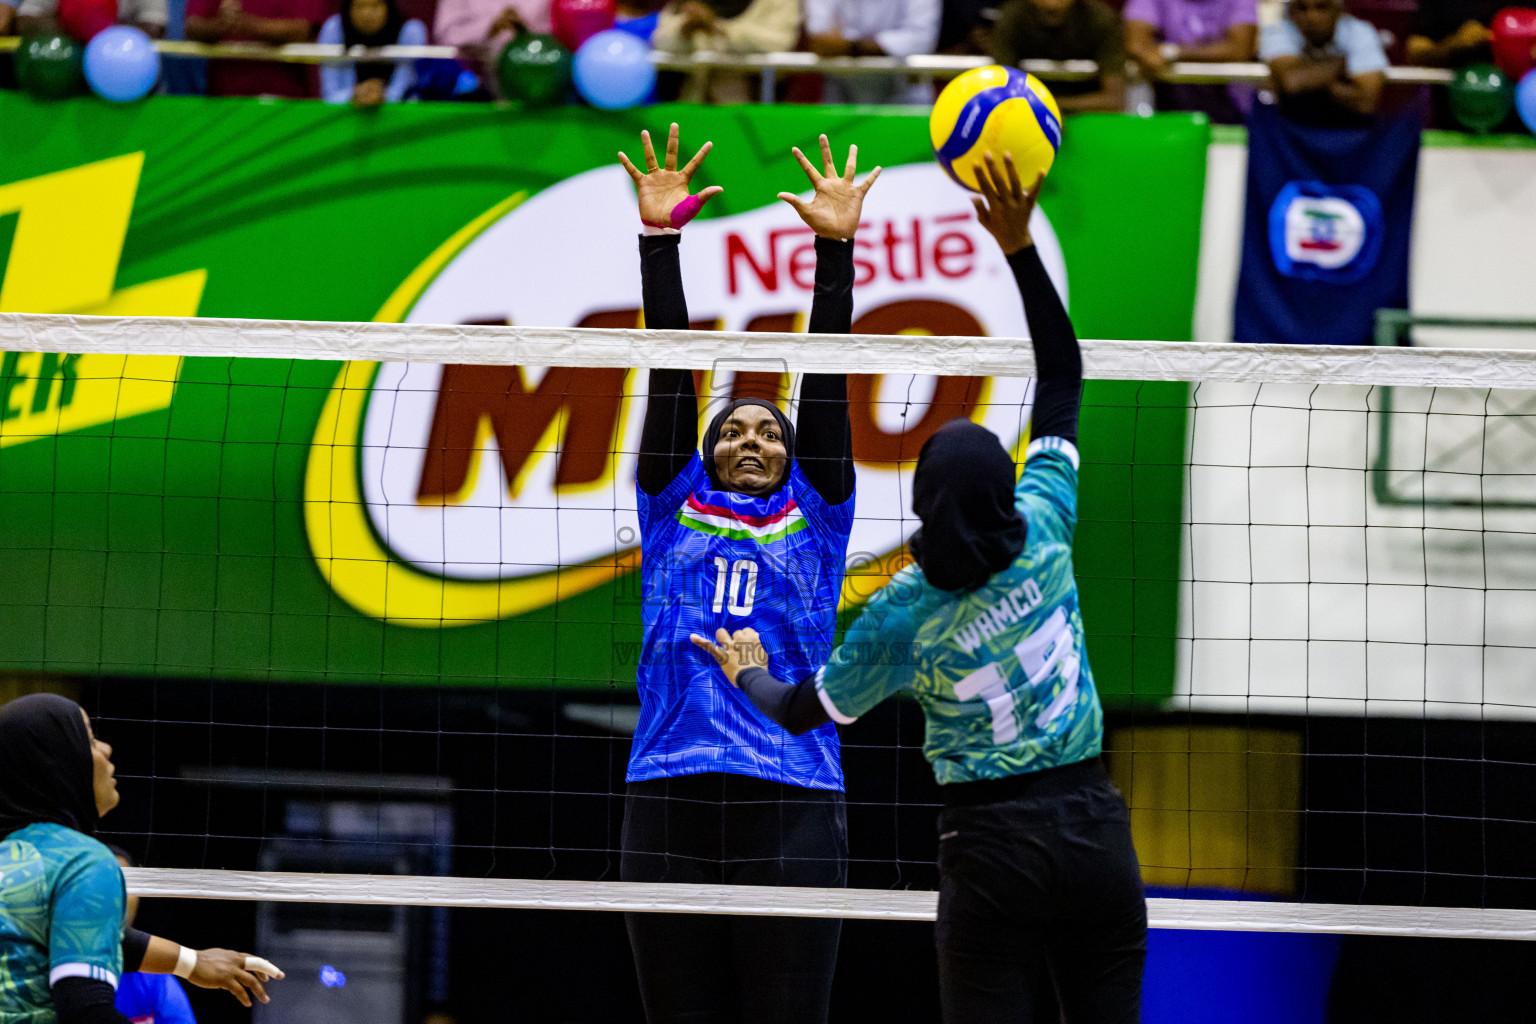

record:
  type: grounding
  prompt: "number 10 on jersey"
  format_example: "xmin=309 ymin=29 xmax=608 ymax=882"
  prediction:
xmin=712 ymin=557 xmax=758 ymax=616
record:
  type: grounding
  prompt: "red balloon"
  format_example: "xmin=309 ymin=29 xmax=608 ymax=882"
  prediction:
xmin=58 ymin=0 xmax=118 ymax=41
xmin=1493 ymin=7 xmax=1536 ymax=80
xmin=551 ymin=0 xmax=615 ymax=53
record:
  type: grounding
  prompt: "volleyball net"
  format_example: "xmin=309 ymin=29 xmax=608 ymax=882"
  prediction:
xmin=3 ymin=310 xmax=1536 ymax=947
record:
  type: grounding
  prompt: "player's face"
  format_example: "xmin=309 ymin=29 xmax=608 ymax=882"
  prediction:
xmin=82 ymin=710 xmax=120 ymax=817
xmin=713 ymin=411 xmax=788 ymax=496
xmin=1289 ymin=0 xmax=1342 ymax=47
xmin=350 ymin=0 xmax=389 ymax=34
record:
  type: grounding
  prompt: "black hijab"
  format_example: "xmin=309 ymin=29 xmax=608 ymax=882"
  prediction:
xmin=0 ymin=693 xmax=98 ymax=840
xmin=909 ymin=419 xmax=1027 ymax=593
xmin=343 ymin=0 xmax=406 ymax=84
xmin=701 ymin=398 xmax=796 ymax=492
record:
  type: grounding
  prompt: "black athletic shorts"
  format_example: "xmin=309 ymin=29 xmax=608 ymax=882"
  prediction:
xmin=621 ymin=772 xmax=847 ymax=1024
xmin=936 ymin=758 xmax=1147 ymax=1024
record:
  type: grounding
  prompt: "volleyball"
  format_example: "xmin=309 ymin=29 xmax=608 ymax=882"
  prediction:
xmin=930 ymin=65 xmax=1063 ymax=192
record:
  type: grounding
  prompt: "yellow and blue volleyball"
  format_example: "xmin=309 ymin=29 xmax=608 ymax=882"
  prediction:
xmin=930 ymin=66 xmax=1063 ymax=192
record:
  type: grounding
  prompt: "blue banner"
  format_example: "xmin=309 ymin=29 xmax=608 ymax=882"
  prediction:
xmin=1234 ymin=102 xmax=1422 ymax=346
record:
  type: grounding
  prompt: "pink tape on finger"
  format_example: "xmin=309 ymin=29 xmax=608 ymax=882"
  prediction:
xmin=667 ymin=194 xmax=708 ymax=228
xmin=642 ymin=194 xmax=711 ymax=230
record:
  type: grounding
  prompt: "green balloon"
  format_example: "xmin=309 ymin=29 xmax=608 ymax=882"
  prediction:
xmin=498 ymin=33 xmax=572 ymax=107
xmin=15 ymin=33 xmax=84 ymax=101
xmin=1449 ymin=63 xmax=1514 ymax=133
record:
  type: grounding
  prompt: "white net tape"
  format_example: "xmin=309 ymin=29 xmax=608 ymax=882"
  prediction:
xmin=121 ymin=869 xmax=1536 ymax=940
xmin=5 ymin=312 xmax=1536 ymax=389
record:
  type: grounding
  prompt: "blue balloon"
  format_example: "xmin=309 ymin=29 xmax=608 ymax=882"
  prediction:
xmin=1518 ymin=70 xmax=1536 ymax=136
xmin=572 ymin=29 xmax=656 ymax=110
xmin=83 ymin=26 xmax=160 ymax=103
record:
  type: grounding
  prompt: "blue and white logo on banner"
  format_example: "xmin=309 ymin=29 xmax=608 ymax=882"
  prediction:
xmin=1267 ymin=181 xmax=1384 ymax=285
xmin=1235 ymin=103 xmax=1421 ymax=346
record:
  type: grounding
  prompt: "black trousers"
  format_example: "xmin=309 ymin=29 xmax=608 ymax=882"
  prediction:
xmin=936 ymin=759 xmax=1147 ymax=1024
xmin=621 ymin=772 xmax=847 ymax=1024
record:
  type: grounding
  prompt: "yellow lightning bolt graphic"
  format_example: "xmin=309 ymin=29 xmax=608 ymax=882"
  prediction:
xmin=0 ymin=153 xmax=204 ymax=446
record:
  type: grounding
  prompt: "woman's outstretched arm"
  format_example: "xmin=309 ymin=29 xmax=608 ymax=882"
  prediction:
xmin=691 ymin=627 xmax=833 ymax=736
xmin=777 ymin=135 xmax=882 ymax=505
xmin=971 ymin=152 xmax=1081 ymax=445
xmin=795 ymin=245 xmax=855 ymax=504
xmin=620 ymin=124 xmax=723 ymax=496
xmin=637 ymin=236 xmax=697 ymax=496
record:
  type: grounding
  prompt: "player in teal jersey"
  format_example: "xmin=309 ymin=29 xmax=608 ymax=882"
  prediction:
xmin=0 ymin=695 xmax=282 ymax=1024
xmin=693 ymin=153 xmax=1146 ymax=1024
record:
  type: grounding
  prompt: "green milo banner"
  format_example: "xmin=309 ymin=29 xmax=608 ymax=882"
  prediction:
xmin=0 ymin=95 xmax=1207 ymax=695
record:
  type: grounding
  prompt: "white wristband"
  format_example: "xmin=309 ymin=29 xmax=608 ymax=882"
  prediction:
xmin=173 ymin=946 xmax=197 ymax=979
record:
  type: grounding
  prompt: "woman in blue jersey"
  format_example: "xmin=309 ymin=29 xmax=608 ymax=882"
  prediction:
xmin=615 ymin=123 xmax=880 ymax=1024
xmin=0 ymin=694 xmax=282 ymax=1024
xmin=694 ymin=153 xmax=1147 ymax=1024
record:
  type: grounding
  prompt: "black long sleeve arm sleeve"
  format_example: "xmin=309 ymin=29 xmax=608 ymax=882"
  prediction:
xmin=1009 ymin=244 xmax=1082 ymax=444
xmin=637 ymin=234 xmax=699 ymax=496
xmin=736 ymin=667 xmax=833 ymax=736
xmin=795 ymin=237 xmax=856 ymax=505
xmin=53 ymin=978 xmax=134 ymax=1024
xmin=121 ymin=928 xmax=149 ymax=974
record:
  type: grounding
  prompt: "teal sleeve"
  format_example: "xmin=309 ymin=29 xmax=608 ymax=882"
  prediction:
xmin=815 ymin=567 xmax=927 ymax=722
xmin=48 ymin=848 xmax=125 ymax=989
xmin=1016 ymin=436 xmax=1080 ymax=541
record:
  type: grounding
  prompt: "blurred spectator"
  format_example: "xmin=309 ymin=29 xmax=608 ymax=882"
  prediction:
xmin=1123 ymin=0 xmax=1257 ymax=122
xmin=937 ymin=0 xmax=999 ymax=54
xmin=185 ymin=0 xmax=326 ymax=96
xmin=434 ymin=0 xmax=547 ymax=52
xmin=616 ymin=0 xmax=664 ymax=41
xmin=429 ymin=0 xmax=547 ymax=100
xmin=653 ymin=0 xmax=799 ymax=102
xmin=992 ymin=0 xmax=1127 ymax=112
xmin=1260 ymin=0 xmax=1387 ymax=125
xmin=1405 ymin=0 xmax=1519 ymax=129
xmin=0 ymin=3 xmax=15 ymax=94
xmin=804 ymin=0 xmax=941 ymax=104
xmin=1404 ymin=0 xmax=1500 ymax=66
xmin=164 ymin=0 xmax=211 ymax=95
xmin=320 ymin=0 xmax=426 ymax=105
xmin=18 ymin=0 xmax=167 ymax=37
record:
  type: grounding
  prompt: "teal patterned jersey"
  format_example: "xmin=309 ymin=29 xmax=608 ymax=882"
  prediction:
xmin=815 ymin=437 xmax=1103 ymax=785
xmin=0 ymin=823 xmax=126 ymax=1023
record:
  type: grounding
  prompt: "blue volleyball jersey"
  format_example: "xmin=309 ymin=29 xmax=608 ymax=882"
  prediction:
xmin=814 ymin=437 xmax=1103 ymax=785
xmin=0 ymin=823 xmax=126 ymax=1024
xmin=117 ymin=973 xmax=197 ymax=1024
xmin=630 ymin=454 xmax=853 ymax=790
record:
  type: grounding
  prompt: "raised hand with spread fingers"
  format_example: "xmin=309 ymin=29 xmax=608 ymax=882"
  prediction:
xmin=971 ymin=150 xmax=1044 ymax=257
xmin=618 ymin=122 xmax=723 ymax=233
xmin=777 ymin=134 xmax=883 ymax=241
